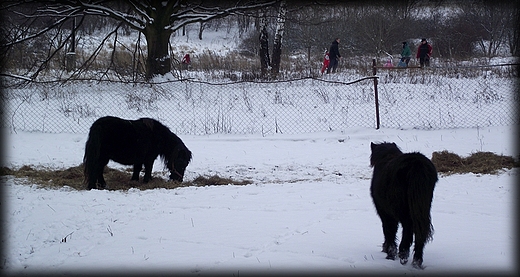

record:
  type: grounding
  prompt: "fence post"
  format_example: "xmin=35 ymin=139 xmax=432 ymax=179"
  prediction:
xmin=372 ymin=59 xmax=380 ymax=129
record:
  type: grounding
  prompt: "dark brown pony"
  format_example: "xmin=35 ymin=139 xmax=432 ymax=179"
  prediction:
xmin=84 ymin=116 xmax=192 ymax=189
xmin=370 ymin=142 xmax=437 ymax=269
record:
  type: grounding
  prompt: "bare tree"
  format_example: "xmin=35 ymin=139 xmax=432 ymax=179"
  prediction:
xmin=1 ymin=0 xmax=279 ymax=80
xmin=507 ymin=4 xmax=520 ymax=57
xmin=466 ymin=1 xmax=516 ymax=58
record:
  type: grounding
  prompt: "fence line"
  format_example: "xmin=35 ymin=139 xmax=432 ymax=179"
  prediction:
xmin=1 ymin=63 xmax=517 ymax=135
xmin=372 ymin=62 xmax=517 ymax=129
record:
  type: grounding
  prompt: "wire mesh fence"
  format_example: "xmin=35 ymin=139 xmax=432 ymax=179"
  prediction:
xmin=374 ymin=63 xmax=518 ymax=129
xmin=1 ymin=63 xmax=517 ymax=135
xmin=2 ymin=77 xmax=378 ymax=135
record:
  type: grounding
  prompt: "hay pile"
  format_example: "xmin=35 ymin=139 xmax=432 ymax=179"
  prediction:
xmin=431 ymin=150 xmax=518 ymax=175
xmin=1 ymin=164 xmax=251 ymax=191
xmin=2 ymin=150 xmax=517 ymax=190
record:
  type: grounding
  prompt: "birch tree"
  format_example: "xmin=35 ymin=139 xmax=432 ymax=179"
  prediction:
xmin=270 ymin=0 xmax=287 ymax=76
xmin=257 ymin=0 xmax=286 ymax=79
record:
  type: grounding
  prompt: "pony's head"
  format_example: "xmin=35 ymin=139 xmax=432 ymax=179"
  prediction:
xmin=370 ymin=142 xmax=403 ymax=167
xmin=165 ymin=145 xmax=192 ymax=182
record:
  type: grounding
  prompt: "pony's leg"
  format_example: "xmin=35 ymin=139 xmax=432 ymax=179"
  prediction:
xmin=97 ymin=159 xmax=109 ymax=189
xmin=87 ymin=173 xmax=97 ymax=190
xmin=87 ymin=164 xmax=104 ymax=189
xmin=398 ymin=217 xmax=413 ymax=265
xmin=412 ymin=237 xmax=426 ymax=269
xmin=97 ymin=169 xmax=107 ymax=189
xmin=378 ymin=211 xmax=398 ymax=260
xmin=85 ymin=161 xmax=103 ymax=190
xmin=86 ymin=163 xmax=97 ymax=189
xmin=382 ymin=220 xmax=398 ymax=259
xmin=88 ymin=166 xmax=106 ymax=189
xmin=131 ymin=164 xmax=142 ymax=181
xmin=142 ymin=161 xmax=153 ymax=183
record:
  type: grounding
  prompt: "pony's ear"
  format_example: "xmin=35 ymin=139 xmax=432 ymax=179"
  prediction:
xmin=142 ymin=118 xmax=155 ymax=131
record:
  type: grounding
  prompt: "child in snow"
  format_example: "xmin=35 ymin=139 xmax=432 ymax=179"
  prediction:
xmin=181 ymin=53 xmax=191 ymax=70
xmin=384 ymin=57 xmax=393 ymax=67
xmin=321 ymin=51 xmax=330 ymax=74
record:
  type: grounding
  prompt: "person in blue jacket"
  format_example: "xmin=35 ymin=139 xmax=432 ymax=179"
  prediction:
xmin=400 ymin=41 xmax=411 ymax=66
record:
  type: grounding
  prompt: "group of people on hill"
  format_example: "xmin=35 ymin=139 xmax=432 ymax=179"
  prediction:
xmin=401 ymin=38 xmax=433 ymax=67
xmin=182 ymin=37 xmax=433 ymax=74
xmin=321 ymin=37 xmax=433 ymax=74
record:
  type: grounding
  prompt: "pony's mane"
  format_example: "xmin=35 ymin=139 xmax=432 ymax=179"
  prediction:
xmin=139 ymin=118 xmax=192 ymax=168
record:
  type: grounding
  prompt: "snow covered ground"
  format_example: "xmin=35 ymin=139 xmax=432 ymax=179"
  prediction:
xmin=1 ymin=125 xmax=517 ymax=275
xmin=1 ymin=20 xmax=518 ymax=276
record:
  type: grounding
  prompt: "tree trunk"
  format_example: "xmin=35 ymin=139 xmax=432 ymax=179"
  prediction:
xmin=259 ymin=25 xmax=270 ymax=78
xmin=199 ymin=22 xmax=205 ymax=40
xmin=66 ymin=17 xmax=77 ymax=72
xmin=271 ymin=0 xmax=287 ymax=76
xmin=143 ymin=25 xmax=173 ymax=80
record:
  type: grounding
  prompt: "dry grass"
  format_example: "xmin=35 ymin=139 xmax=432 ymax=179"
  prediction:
xmin=0 ymin=164 xmax=252 ymax=191
xmin=1 ymin=150 xmax=517 ymax=190
xmin=431 ymin=151 xmax=519 ymax=175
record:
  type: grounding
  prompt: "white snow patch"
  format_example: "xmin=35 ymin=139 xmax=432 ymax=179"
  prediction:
xmin=1 ymin=125 xmax=517 ymax=275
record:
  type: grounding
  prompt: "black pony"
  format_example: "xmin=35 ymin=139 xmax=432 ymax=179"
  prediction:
xmin=83 ymin=116 xmax=192 ymax=189
xmin=369 ymin=142 xmax=437 ymax=269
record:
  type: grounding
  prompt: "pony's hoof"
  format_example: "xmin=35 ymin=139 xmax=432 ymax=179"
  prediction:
xmin=399 ymin=250 xmax=409 ymax=264
xmin=384 ymin=244 xmax=397 ymax=260
xmin=412 ymin=259 xmax=425 ymax=269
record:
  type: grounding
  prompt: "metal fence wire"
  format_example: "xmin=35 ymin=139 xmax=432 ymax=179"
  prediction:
xmin=374 ymin=63 xmax=518 ymax=129
xmin=2 ymin=63 xmax=518 ymax=135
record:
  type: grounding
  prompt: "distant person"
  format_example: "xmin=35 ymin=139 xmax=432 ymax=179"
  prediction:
xmin=181 ymin=53 xmax=191 ymax=70
xmin=416 ymin=38 xmax=432 ymax=67
xmin=384 ymin=56 xmax=393 ymax=67
xmin=326 ymin=38 xmax=341 ymax=74
xmin=400 ymin=41 xmax=411 ymax=66
xmin=321 ymin=50 xmax=330 ymax=74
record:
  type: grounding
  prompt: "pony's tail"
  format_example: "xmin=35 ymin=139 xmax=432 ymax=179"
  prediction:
xmin=83 ymin=124 xmax=102 ymax=186
xmin=408 ymin=160 xmax=437 ymax=243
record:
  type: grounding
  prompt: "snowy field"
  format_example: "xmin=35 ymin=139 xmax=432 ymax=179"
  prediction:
xmin=2 ymin=23 xmax=518 ymax=276
xmin=1 ymin=125 xmax=517 ymax=275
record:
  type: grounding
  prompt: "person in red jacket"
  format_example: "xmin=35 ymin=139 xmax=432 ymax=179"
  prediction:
xmin=181 ymin=53 xmax=191 ymax=70
xmin=416 ymin=38 xmax=432 ymax=67
xmin=321 ymin=50 xmax=330 ymax=74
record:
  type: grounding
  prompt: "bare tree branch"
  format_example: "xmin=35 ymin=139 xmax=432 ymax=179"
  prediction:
xmin=30 ymin=14 xmax=85 ymax=80
xmin=4 ymin=14 xmax=70 ymax=47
